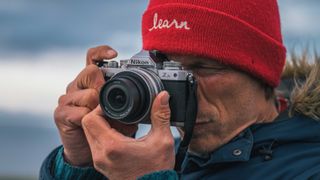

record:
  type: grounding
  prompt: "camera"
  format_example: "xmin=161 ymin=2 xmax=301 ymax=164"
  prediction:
xmin=98 ymin=50 xmax=197 ymax=127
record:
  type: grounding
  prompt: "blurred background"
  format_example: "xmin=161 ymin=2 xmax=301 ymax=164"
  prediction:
xmin=0 ymin=0 xmax=319 ymax=179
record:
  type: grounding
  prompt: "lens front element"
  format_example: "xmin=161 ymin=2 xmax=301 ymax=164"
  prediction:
xmin=108 ymin=88 xmax=127 ymax=110
xmin=100 ymin=69 xmax=163 ymax=124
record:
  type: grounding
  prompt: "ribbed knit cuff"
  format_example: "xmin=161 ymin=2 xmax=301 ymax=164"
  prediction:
xmin=138 ymin=170 xmax=178 ymax=180
xmin=53 ymin=147 xmax=106 ymax=180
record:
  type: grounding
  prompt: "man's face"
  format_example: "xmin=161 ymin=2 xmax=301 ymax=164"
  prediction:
xmin=168 ymin=55 xmax=268 ymax=154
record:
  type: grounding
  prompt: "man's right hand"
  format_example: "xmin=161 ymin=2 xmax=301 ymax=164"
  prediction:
xmin=54 ymin=46 xmax=138 ymax=166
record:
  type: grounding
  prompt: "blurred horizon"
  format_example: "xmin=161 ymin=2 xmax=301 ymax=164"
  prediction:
xmin=0 ymin=0 xmax=320 ymax=178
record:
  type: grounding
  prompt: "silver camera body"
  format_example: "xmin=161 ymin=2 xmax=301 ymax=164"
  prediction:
xmin=99 ymin=50 xmax=196 ymax=127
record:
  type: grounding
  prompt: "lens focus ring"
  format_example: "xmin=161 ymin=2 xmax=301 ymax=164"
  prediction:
xmin=99 ymin=69 xmax=164 ymax=124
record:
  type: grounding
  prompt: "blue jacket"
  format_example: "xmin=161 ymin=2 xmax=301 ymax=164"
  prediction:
xmin=40 ymin=112 xmax=320 ymax=179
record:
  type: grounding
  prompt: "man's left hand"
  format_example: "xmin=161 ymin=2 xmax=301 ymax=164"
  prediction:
xmin=82 ymin=91 xmax=175 ymax=180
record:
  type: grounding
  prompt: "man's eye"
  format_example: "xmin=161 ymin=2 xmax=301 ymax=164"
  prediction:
xmin=192 ymin=66 xmax=228 ymax=76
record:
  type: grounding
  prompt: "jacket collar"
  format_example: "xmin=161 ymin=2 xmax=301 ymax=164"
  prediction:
xmin=184 ymin=128 xmax=253 ymax=168
xmin=182 ymin=111 xmax=320 ymax=171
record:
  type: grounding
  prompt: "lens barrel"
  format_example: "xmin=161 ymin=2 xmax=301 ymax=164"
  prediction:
xmin=100 ymin=69 xmax=163 ymax=124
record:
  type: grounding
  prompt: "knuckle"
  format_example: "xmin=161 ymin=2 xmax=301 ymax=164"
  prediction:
xmin=54 ymin=108 xmax=73 ymax=132
xmin=54 ymin=106 xmax=71 ymax=124
xmin=58 ymin=95 xmax=67 ymax=105
xmin=154 ymin=108 xmax=171 ymax=122
xmin=54 ymin=106 xmax=91 ymax=129
xmin=57 ymin=111 xmax=74 ymax=126
xmin=64 ymin=113 xmax=74 ymax=123
xmin=53 ymin=106 xmax=63 ymax=124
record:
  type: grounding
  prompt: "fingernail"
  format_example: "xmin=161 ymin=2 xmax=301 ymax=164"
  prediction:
xmin=160 ymin=91 xmax=170 ymax=106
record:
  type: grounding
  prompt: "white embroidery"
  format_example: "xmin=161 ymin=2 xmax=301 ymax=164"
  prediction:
xmin=148 ymin=13 xmax=191 ymax=32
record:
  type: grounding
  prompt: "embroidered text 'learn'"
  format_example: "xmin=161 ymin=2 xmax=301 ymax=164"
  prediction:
xmin=149 ymin=13 xmax=191 ymax=31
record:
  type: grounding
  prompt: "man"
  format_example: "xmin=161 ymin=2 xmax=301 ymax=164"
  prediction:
xmin=40 ymin=0 xmax=320 ymax=179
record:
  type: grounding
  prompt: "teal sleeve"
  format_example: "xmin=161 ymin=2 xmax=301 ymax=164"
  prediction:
xmin=138 ymin=170 xmax=179 ymax=180
xmin=53 ymin=147 xmax=106 ymax=180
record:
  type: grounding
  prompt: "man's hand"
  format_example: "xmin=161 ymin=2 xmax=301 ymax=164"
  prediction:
xmin=82 ymin=91 xmax=175 ymax=180
xmin=54 ymin=45 xmax=137 ymax=166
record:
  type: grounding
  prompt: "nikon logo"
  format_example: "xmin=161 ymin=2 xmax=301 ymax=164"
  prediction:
xmin=130 ymin=59 xmax=150 ymax=65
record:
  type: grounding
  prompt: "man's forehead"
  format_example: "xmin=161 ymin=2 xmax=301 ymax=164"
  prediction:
xmin=166 ymin=54 xmax=225 ymax=67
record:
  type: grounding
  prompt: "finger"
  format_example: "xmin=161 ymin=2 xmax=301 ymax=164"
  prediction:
xmin=82 ymin=106 xmax=131 ymax=145
xmin=150 ymin=91 xmax=171 ymax=134
xmin=86 ymin=45 xmax=118 ymax=65
xmin=67 ymin=64 xmax=105 ymax=93
xmin=54 ymin=106 xmax=91 ymax=127
xmin=58 ymin=89 xmax=99 ymax=110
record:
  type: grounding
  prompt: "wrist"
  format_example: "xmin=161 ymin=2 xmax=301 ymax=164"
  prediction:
xmin=63 ymin=148 xmax=92 ymax=167
xmin=53 ymin=147 xmax=105 ymax=180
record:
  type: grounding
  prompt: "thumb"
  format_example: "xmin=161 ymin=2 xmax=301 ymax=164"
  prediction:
xmin=150 ymin=91 xmax=171 ymax=134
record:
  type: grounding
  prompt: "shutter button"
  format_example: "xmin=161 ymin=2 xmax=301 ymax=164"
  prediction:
xmin=233 ymin=149 xmax=242 ymax=156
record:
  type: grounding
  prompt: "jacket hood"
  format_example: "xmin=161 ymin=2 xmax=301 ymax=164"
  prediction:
xmin=286 ymin=57 xmax=320 ymax=120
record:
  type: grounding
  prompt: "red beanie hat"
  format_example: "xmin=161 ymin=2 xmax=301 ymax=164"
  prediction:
xmin=142 ymin=0 xmax=287 ymax=87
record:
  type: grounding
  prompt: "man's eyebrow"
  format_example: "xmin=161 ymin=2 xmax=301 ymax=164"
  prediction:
xmin=183 ymin=60 xmax=225 ymax=68
xmin=182 ymin=61 xmax=200 ymax=67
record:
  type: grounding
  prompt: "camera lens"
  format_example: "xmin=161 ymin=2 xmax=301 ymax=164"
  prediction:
xmin=100 ymin=77 xmax=140 ymax=121
xmin=108 ymin=88 xmax=127 ymax=110
xmin=100 ymin=69 xmax=163 ymax=124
